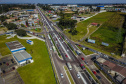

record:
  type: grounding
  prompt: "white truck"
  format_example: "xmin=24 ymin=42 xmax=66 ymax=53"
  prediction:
xmin=67 ymin=62 xmax=72 ymax=70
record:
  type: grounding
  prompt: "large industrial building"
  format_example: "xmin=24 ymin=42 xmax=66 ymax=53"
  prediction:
xmin=6 ymin=41 xmax=33 ymax=66
xmin=6 ymin=41 xmax=25 ymax=52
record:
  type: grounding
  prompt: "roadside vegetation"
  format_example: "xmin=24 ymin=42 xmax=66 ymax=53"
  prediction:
xmin=0 ymin=27 xmax=8 ymax=33
xmin=15 ymin=29 xmax=27 ymax=37
xmin=77 ymin=46 xmax=94 ymax=55
xmin=58 ymin=11 xmax=78 ymax=35
xmin=0 ymin=4 xmax=35 ymax=14
xmin=30 ymin=28 xmax=42 ymax=33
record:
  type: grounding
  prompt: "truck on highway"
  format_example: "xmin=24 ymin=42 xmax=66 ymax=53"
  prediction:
xmin=52 ymin=46 xmax=56 ymax=51
xmin=48 ymin=35 xmax=51 ymax=40
xmin=66 ymin=62 xmax=72 ymax=70
xmin=76 ymin=50 xmax=81 ymax=55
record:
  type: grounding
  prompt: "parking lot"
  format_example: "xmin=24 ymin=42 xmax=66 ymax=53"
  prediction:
xmin=0 ymin=56 xmax=24 ymax=84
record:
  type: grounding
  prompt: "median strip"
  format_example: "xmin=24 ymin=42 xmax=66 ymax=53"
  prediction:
xmin=49 ymin=34 xmax=62 ymax=58
xmin=64 ymin=66 xmax=75 ymax=84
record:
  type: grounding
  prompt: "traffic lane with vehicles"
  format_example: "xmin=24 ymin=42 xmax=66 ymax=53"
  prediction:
xmin=48 ymin=23 xmax=91 ymax=84
xmin=48 ymin=28 xmax=87 ymax=84
xmin=48 ymin=29 xmax=89 ymax=84
xmin=43 ymin=19 xmax=70 ymax=84
xmin=37 ymin=7 xmax=92 ymax=84
xmin=82 ymin=54 xmax=112 ymax=84
xmin=52 ymin=52 xmax=69 ymax=84
xmin=48 ymin=12 xmax=112 ymax=84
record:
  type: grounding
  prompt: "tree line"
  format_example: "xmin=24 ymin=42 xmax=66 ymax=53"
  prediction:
xmin=58 ymin=11 xmax=78 ymax=35
xmin=0 ymin=4 xmax=35 ymax=14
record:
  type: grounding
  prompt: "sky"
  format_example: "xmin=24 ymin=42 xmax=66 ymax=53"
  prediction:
xmin=0 ymin=0 xmax=126 ymax=4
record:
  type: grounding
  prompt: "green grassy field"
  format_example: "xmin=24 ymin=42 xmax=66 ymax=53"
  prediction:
xmin=0 ymin=27 xmax=8 ymax=32
xmin=0 ymin=35 xmax=12 ymax=56
xmin=64 ymin=12 xmax=115 ymax=42
xmin=79 ymin=13 xmax=95 ymax=17
xmin=87 ymin=12 xmax=125 ymax=55
xmin=30 ymin=28 xmax=42 ymax=33
xmin=0 ymin=35 xmax=56 ymax=84
xmin=77 ymin=46 xmax=94 ymax=55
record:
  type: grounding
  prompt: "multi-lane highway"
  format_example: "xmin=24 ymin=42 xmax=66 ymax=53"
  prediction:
xmin=36 ymin=6 xmax=94 ymax=84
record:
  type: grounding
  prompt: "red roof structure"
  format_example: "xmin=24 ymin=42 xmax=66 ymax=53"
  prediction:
xmin=91 ymin=23 xmax=98 ymax=26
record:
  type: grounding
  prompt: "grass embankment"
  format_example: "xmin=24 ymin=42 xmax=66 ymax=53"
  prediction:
xmin=0 ymin=35 xmax=12 ymax=56
xmin=77 ymin=46 xmax=94 ymax=55
xmin=23 ymin=35 xmax=31 ymax=37
xmin=0 ymin=27 xmax=8 ymax=33
xmin=30 ymin=28 xmax=42 ymax=33
xmin=81 ymin=42 xmax=121 ymax=59
xmin=86 ymin=12 xmax=125 ymax=56
xmin=0 ymin=35 xmax=56 ymax=84
xmin=64 ymin=12 xmax=115 ymax=42
xmin=79 ymin=13 xmax=95 ymax=17
xmin=64 ymin=11 xmax=75 ymax=14
xmin=64 ymin=66 xmax=75 ymax=84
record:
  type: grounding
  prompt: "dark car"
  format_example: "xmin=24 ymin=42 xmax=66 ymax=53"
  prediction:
xmin=96 ymin=70 xmax=100 ymax=73
xmin=91 ymin=57 xmax=96 ymax=61
xmin=3 ymin=70 xmax=5 ymax=73
xmin=89 ymin=76 xmax=93 ymax=81
xmin=80 ymin=64 xmax=86 ymax=70
xmin=3 ymin=62 xmax=6 ymax=64
xmin=96 ymin=75 xmax=101 ymax=79
xmin=11 ymin=59 xmax=14 ymax=63
xmin=12 ymin=67 xmax=15 ymax=70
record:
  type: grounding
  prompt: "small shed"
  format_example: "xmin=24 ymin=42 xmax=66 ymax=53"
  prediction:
xmin=102 ymin=42 xmax=109 ymax=46
xmin=91 ymin=23 xmax=98 ymax=26
xmin=26 ymin=40 xmax=33 ymax=45
xmin=88 ymin=39 xmax=95 ymax=44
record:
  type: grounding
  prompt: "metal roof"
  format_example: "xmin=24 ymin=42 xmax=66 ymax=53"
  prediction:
xmin=6 ymin=41 xmax=25 ymax=51
xmin=13 ymin=50 xmax=32 ymax=63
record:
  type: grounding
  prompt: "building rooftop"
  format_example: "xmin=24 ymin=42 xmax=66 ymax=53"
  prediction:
xmin=6 ymin=41 xmax=25 ymax=51
xmin=13 ymin=50 xmax=32 ymax=63
xmin=102 ymin=59 xmax=126 ymax=77
xmin=103 ymin=60 xmax=116 ymax=69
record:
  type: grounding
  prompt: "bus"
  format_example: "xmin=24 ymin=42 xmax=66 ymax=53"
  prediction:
xmin=52 ymin=46 xmax=56 ymax=51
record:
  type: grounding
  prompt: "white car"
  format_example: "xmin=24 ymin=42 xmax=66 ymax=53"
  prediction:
xmin=77 ymin=74 xmax=80 ymax=78
xmin=50 ymin=48 xmax=52 ymax=51
xmin=60 ymin=73 xmax=64 ymax=78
